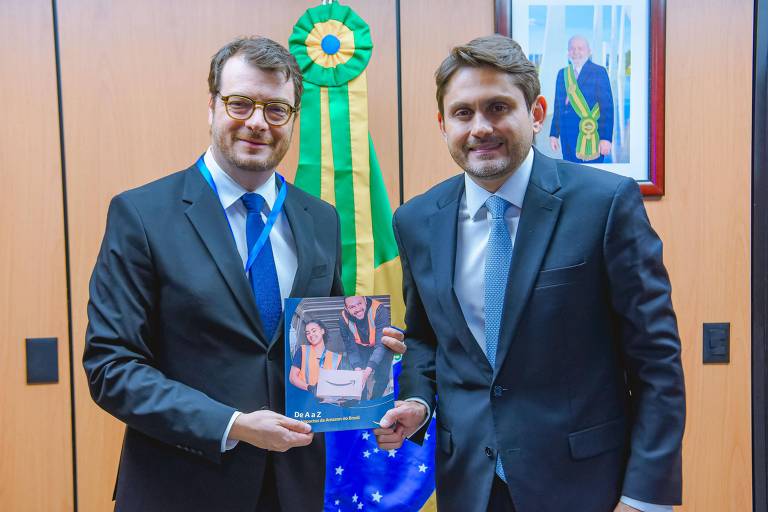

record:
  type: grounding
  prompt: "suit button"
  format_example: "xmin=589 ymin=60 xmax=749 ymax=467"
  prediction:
xmin=493 ymin=386 xmax=503 ymax=397
xmin=485 ymin=447 xmax=494 ymax=458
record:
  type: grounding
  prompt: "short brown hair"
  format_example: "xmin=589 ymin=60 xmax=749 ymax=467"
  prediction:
xmin=435 ymin=34 xmax=540 ymax=114
xmin=208 ymin=36 xmax=303 ymax=106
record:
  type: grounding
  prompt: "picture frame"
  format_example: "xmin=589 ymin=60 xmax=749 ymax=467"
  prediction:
xmin=496 ymin=0 xmax=665 ymax=196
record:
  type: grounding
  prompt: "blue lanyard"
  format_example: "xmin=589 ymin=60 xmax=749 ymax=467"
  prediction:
xmin=195 ymin=155 xmax=287 ymax=274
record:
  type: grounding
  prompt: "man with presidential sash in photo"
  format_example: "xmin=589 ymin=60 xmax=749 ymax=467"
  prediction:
xmin=549 ymin=35 xmax=615 ymax=163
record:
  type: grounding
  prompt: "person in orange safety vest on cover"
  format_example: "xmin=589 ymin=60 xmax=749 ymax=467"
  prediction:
xmin=289 ymin=319 xmax=342 ymax=396
xmin=339 ymin=296 xmax=393 ymax=399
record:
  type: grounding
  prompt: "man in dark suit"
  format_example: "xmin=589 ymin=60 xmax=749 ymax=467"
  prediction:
xmin=84 ymin=36 xmax=404 ymax=512
xmin=375 ymin=35 xmax=684 ymax=512
xmin=549 ymin=35 xmax=614 ymax=163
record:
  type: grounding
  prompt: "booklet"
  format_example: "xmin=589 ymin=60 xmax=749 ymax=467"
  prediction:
xmin=284 ymin=295 xmax=395 ymax=432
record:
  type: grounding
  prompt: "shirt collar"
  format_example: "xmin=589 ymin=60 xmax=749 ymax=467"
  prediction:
xmin=203 ymin=146 xmax=276 ymax=211
xmin=463 ymin=147 xmax=534 ymax=219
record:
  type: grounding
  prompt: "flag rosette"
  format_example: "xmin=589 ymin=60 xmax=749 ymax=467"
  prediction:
xmin=289 ymin=2 xmax=372 ymax=87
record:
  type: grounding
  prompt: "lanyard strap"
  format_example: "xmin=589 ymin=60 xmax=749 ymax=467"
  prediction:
xmin=195 ymin=155 xmax=287 ymax=274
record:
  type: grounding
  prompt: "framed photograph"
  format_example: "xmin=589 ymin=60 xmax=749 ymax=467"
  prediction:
xmin=284 ymin=295 xmax=394 ymax=432
xmin=496 ymin=0 xmax=665 ymax=195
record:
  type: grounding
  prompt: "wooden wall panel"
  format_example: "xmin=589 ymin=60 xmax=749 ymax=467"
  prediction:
xmin=400 ymin=0 xmax=495 ymax=199
xmin=56 ymin=1 xmax=398 ymax=510
xmin=0 ymin=1 xmax=73 ymax=510
xmin=650 ymin=0 xmax=753 ymax=509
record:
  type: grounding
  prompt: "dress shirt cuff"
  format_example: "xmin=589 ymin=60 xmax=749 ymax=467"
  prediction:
xmin=620 ymin=496 xmax=673 ymax=512
xmin=221 ymin=411 xmax=242 ymax=452
xmin=404 ymin=397 xmax=431 ymax=437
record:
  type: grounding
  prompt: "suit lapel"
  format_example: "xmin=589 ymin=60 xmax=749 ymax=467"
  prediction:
xmin=428 ymin=177 xmax=494 ymax=376
xmin=181 ymin=167 xmax=269 ymax=348
xmin=269 ymin=185 xmax=316 ymax=349
xmin=494 ymin=153 xmax=562 ymax=377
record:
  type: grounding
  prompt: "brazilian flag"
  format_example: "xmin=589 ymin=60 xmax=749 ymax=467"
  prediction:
xmin=289 ymin=2 xmax=437 ymax=510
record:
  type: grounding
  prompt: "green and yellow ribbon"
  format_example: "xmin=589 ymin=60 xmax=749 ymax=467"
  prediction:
xmin=565 ymin=64 xmax=601 ymax=161
xmin=290 ymin=1 xmax=404 ymax=327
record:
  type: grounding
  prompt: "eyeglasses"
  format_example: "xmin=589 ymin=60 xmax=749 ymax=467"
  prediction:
xmin=217 ymin=93 xmax=297 ymax=126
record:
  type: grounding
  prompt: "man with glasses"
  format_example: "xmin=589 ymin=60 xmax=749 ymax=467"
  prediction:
xmin=84 ymin=36 xmax=405 ymax=512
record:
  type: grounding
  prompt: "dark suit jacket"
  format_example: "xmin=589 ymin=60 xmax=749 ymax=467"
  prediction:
xmin=393 ymin=151 xmax=684 ymax=512
xmin=84 ymin=164 xmax=343 ymax=512
xmin=550 ymin=59 xmax=614 ymax=163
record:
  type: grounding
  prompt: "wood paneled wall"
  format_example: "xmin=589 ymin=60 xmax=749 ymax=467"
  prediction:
xmin=0 ymin=1 xmax=754 ymax=510
xmin=648 ymin=0 xmax=753 ymax=510
xmin=400 ymin=1 xmax=495 ymax=197
xmin=0 ymin=1 xmax=73 ymax=510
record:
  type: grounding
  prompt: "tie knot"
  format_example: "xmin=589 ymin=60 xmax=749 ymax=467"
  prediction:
xmin=485 ymin=195 xmax=510 ymax=219
xmin=241 ymin=193 xmax=265 ymax=214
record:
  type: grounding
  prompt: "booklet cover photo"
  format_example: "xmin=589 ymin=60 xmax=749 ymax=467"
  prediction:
xmin=284 ymin=295 xmax=394 ymax=432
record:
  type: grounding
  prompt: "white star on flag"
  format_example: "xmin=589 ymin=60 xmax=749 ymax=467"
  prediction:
xmin=363 ymin=450 xmax=371 ymax=458
xmin=372 ymin=490 xmax=383 ymax=503
xmin=387 ymin=449 xmax=397 ymax=458
xmin=418 ymin=463 xmax=428 ymax=473
xmin=373 ymin=447 xmax=379 ymax=453
xmin=335 ymin=499 xmax=340 ymax=505
xmin=352 ymin=494 xmax=358 ymax=503
xmin=358 ymin=504 xmax=364 ymax=510
xmin=335 ymin=465 xmax=344 ymax=475
xmin=362 ymin=431 xmax=370 ymax=440
xmin=424 ymin=432 xmax=430 ymax=440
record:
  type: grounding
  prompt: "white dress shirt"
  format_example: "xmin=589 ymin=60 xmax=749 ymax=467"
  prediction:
xmin=454 ymin=149 xmax=532 ymax=352
xmin=203 ymin=148 xmax=297 ymax=298
xmin=411 ymin=148 xmax=669 ymax=512
xmin=405 ymin=150 xmax=531 ymax=431
xmin=202 ymin=148 xmax=298 ymax=452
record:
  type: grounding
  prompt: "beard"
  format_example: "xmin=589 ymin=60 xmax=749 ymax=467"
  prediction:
xmin=461 ymin=157 xmax=510 ymax=180
xmin=213 ymin=129 xmax=289 ymax=174
xmin=449 ymin=136 xmax=531 ymax=182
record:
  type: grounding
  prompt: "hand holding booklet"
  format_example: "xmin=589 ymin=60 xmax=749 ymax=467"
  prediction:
xmin=284 ymin=295 xmax=395 ymax=432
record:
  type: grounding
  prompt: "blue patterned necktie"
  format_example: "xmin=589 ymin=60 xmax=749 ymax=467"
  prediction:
xmin=484 ymin=194 xmax=512 ymax=482
xmin=241 ymin=193 xmax=282 ymax=339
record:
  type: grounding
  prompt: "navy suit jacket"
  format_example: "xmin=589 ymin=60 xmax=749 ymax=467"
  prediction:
xmin=84 ymin=164 xmax=343 ymax=512
xmin=550 ymin=59 xmax=614 ymax=163
xmin=393 ymin=151 xmax=684 ymax=512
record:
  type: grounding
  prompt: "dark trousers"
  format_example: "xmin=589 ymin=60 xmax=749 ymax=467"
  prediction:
xmin=487 ymin=475 xmax=516 ymax=512
xmin=255 ymin=454 xmax=280 ymax=511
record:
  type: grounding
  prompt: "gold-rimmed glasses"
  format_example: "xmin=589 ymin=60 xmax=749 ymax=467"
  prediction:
xmin=218 ymin=93 xmax=297 ymax=126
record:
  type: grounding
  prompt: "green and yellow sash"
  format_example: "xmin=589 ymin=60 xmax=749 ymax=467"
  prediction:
xmin=565 ymin=64 xmax=601 ymax=161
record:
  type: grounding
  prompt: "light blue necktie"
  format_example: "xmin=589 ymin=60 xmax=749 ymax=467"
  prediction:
xmin=484 ymin=194 xmax=512 ymax=482
xmin=241 ymin=193 xmax=282 ymax=339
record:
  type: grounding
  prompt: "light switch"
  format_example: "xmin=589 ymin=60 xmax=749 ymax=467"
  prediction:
xmin=703 ymin=323 xmax=729 ymax=364
xmin=25 ymin=338 xmax=59 ymax=384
